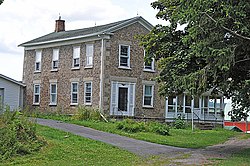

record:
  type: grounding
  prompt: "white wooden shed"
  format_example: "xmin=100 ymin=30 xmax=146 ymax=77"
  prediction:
xmin=0 ymin=74 xmax=25 ymax=111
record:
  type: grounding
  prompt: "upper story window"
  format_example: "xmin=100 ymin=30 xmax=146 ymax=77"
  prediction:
xmin=72 ymin=46 xmax=80 ymax=69
xmin=84 ymin=82 xmax=92 ymax=105
xmin=119 ymin=45 xmax=130 ymax=69
xmin=52 ymin=49 xmax=59 ymax=70
xmin=143 ymin=50 xmax=155 ymax=72
xmin=33 ymin=84 xmax=40 ymax=105
xmin=50 ymin=83 xmax=57 ymax=105
xmin=71 ymin=82 xmax=78 ymax=105
xmin=35 ymin=50 xmax=42 ymax=72
xmin=143 ymin=85 xmax=154 ymax=107
xmin=86 ymin=44 xmax=93 ymax=67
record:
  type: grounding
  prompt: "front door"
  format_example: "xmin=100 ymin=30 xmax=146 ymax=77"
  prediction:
xmin=118 ymin=87 xmax=128 ymax=112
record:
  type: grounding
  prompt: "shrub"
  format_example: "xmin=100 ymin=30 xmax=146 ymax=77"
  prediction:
xmin=72 ymin=106 xmax=103 ymax=121
xmin=0 ymin=108 xmax=46 ymax=161
xmin=116 ymin=119 xmax=170 ymax=135
xmin=173 ymin=114 xmax=187 ymax=129
xmin=147 ymin=121 xmax=170 ymax=136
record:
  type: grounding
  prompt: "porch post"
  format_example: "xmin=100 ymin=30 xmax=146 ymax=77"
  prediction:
xmin=191 ymin=96 xmax=194 ymax=131
xmin=175 ymin=96 xmax=178 ymax=118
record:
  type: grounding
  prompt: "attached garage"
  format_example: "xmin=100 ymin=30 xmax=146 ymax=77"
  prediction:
xmin=0 ymin=74 xmax=25 ymax=111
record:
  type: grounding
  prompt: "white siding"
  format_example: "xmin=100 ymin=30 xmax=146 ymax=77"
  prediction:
xmin=0 ymin=77 xmax=24 ymax=110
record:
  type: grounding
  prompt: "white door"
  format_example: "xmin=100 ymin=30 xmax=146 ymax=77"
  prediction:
xmin=0 ymin=89 xmax=4 ymax=110
xmin=110 ymin=82 xmax=135 ymax=116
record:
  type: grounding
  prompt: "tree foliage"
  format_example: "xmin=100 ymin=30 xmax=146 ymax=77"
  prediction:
xmin=140 ymin=0 xmax=250 ymax=121
xmin=0 ymin=0 xmax=3 ymax=5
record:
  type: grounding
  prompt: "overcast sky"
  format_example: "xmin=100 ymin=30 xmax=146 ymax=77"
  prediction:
xmin=0 ymin=0 xmax=167 ymax=81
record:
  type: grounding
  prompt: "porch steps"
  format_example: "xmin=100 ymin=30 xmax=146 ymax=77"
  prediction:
xmin=196 ymin=122 xmax=214 ymax=130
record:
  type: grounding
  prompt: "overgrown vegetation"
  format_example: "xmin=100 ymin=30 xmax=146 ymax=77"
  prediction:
xmin=0 ymin=107 xmax=45 ymax=161
xmin=116 ymin=119 xmax=170 ymax=135
xmin=72 ymin=106 xmax=103 ymax=121
xmin=173 ymin=114 xmax=188 ymax=129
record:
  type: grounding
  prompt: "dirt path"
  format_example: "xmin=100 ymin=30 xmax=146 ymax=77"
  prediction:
xmin=171 ymin=136 xmax=250 ymax=165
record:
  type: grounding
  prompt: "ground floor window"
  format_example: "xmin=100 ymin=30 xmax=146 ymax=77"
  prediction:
xmin=143 ymin=85 xmax=154 ymax=107
xmin=71 ymin=82 xmax=78 ymax=105
xmin=84 ymin=82 xmax=92 ymax=105
xmin=33 ymin=84 xmax=40 ymax=104
xmin=50 ymin=83 xmax=57 ymax=105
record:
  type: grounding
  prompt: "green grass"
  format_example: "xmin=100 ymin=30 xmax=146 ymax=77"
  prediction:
xmin=0 ymin=125 xmax=141 ymax=166
xmin=36 ymin=114 xmax=239 ymax=148
xmin=214 ymin=148 xmax=250 ymax=166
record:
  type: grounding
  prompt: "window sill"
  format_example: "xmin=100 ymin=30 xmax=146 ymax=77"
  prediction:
xmin=71 ymin=67 xmax=80 ymax=70
xmin=33 ymin=103 xmax=40 ymax=106
xmin=84 ymin=103 xmax=92 ymax=106
xmin=34 ymin=71 xmax=41 ymax=74
xmin=118 ymin=66 xmax=131 ymax=70
xmin=51 ymin=69 xmax=58 ymax=72
xmin=49 ymin=103 xmax=57 ymax=106
xmin=84 ymin=65 xmax=93 ymax=69
xmin=143 ymin=105 xmax=154 ymax=109
xmin=70 ymin=103 xmax=78 ymax=106
xmin=143 ymin=69 xmax=155 ymax=73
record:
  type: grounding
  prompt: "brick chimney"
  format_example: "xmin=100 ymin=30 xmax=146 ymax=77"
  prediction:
xmin=55 ymin=16 xmax=65 ymax=32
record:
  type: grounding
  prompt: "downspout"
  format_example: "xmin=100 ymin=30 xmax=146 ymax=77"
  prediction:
xmin=99 ymin=36 xmax=104 ymax=113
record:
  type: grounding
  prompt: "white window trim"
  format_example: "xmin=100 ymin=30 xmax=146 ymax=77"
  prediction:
xmin=85 ymin=44 xmax=93 ymax=68
xmin=49 ymin=83 xmax=57 ymax=105
xmin=118 ymin=44 xmax=131 ymax=69
xmin=51 ymin=49 xmax=59 ymax=71
xmin=143 ymin=50 xmax=155 ymax=72
xmin=71 ymin=82 xmax=78 ymax=105
xmin=84 ymin=81 xmax=92 ymax=105
xmin=35 ymin=50 xmax=42 ymax=72
xmin=143 ymin=84 xmax=154 ymax=108
xmin=72 ymin=46 xmax=80 ymax=69
xmin=33 ymin=84 xmax=40 ymax=105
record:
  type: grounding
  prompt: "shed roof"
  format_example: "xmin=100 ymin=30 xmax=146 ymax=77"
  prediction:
xmin=0 ymin=74 xmax=25 ymax=87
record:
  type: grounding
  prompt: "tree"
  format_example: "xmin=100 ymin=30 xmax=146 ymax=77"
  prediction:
xmin=0 ymin=0 xmax=3 ymax=5
xmin=140 ymin=0 xmax=250 ymax=121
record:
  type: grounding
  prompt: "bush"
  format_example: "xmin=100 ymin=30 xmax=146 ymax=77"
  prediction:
xmin=116 ymin=119 xmax=170 ymax=135
xmin=147 ymin=121 xmax=170 ymax=136
xmin=0 ymin=108 xmax=46 ymax=161
xmin=173 ymin=115 xmax=187 ymax=129
xmin=72 ymin=106 xmax=103 ymax=121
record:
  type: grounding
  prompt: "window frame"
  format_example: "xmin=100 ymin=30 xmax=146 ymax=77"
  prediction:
xmin=84 ymin=81 xmax=92 ymax=105
xmin=72 ymin=46 xmax=80 ymax=69
xmin=86 ymin=44 xmax=94 ymax=67
xmin=35 ymin=50 xmax=42 ymax=72
xmin=71 ymin=82 xmax=78 ymax=105
xmin=33 ymin=84 xmax=40 ymax=105
xmin=143 ymin=50 xmax=155 ymax=72
xmin=52 ymin=49 xmax=59 ymax=71
xmin=118 ymin=44 xmax=130 ymax=69
xmin=143 ymin=84 xmax=154 ymax=108
xmin=49 ymin=83 xmax=57 ymax=105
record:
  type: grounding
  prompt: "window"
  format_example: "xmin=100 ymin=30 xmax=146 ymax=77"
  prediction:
xmin=52 ymin=49 xmax=59 ymax=70
xmin=86 ymin=44 xmax=93 ymax=67
xmin=143 ymin=85 xmax=154 ymax=107
xmin=144 ymin=50 xmax=154 ymax=71
xmin=84 ymin=82 xmax=92 ymax=105
xmin=73 ymin=46 xmax=80 ymax=68
xmin=119 ymin=45 xmax=130 ymax=68
xmin=71 ymin=82 xmax=78 ymax=104
xmin=50 ymin=83 xmax=57 ymax=105
xmin=35 ymin=50 xmax=42 ymax=71
xmin=33 ymin=84 xmax=40 ymax=104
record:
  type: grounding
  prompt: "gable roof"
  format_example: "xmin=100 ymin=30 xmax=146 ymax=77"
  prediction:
xmin=19 ymin=16 xmax=153 ymax=47
xmin=0 ymin=74 xmax=25 ymax=87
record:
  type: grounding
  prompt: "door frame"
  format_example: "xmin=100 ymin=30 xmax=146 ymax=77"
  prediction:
xmin=118 ymin=84 xmax=129 ymax=115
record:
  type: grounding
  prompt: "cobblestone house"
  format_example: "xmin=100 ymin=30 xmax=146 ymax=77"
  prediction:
xmin=19 ymin=16 xmax=165 ymax=118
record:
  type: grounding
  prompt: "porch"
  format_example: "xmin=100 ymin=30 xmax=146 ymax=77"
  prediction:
xmin=165 ymin=93 xmax=224 ymax=123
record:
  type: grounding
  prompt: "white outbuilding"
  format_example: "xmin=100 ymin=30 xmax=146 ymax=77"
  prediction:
xmin=0 ymin=74 xmax=25 ymax=111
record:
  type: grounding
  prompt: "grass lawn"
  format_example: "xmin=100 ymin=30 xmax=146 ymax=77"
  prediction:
xmin=1 ymin=125 xmax=142 ymax=166
xmin=36 ymin=114 xmax=239 ymax=148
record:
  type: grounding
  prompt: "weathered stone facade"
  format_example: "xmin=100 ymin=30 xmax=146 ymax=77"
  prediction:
xmin=21 ymin=17 xmax=165 ymax=118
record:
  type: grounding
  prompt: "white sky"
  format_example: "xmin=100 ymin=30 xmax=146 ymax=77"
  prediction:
xmin=0 ymin=0 xmax=166 ymax=81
